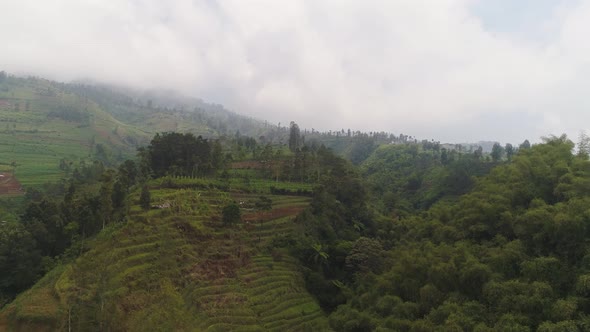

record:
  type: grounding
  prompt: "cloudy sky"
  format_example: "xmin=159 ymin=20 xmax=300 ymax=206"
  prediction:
xmin=1 ymin=0 xmax=588 ymax=143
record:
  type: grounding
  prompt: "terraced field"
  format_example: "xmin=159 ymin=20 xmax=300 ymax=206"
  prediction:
xmin=191 ymin=195 xmax=328 ymax=331
xmin=0 ymin=188 xmax=330 ymax=331
xmin=0 ymin=77 xmax=149 ymax=187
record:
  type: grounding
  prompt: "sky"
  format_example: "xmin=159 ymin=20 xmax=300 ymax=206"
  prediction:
xmin=0 ymin=0 xmax=588 ymax=144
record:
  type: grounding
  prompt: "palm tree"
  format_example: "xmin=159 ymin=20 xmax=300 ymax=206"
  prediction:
xmin=311 ymin=244 xmax=329 ymax=271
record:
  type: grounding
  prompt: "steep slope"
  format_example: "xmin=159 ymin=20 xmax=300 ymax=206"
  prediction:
xmin=0 ymin=184 xmax=329 ymax=331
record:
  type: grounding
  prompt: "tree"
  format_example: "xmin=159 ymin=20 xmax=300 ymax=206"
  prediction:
xmin=519 ymin=139 xmax=531 ymax=150
xmin=491 ymin=143 xmax=504 ymax=162
xmin=99 ymin=170 xmax=115 ymax=229
xmin=117 ymin=159 xmax=137 ymax=190
xmin=0 ymin=222 xmax=42 ymax=298
xmin=289 ymin=121 xmax=301 ymax=152
xmin=311 ymin=243 xmax=329 ymax=269
xmin=139 ymin=185 xmax=151 ymax=210
xmin=147 ymin=132 xmax=212 ymax=177
xmin=474 ymin=146 xmax=483 ymax=160
xmin=255 ymin=196 xmax=272 ymax=219
xmin=348 ymin=136 xmax=377 ymax=165
xmin=441 ymin=148 xmax=449 ymax=165
xmin=345 ymin=237 xmax=384 ymax=273
xmin=505 ymin=143 xmax=514 ymax=161
xmin=222 ymin=202 xmax=241 ymax=225
xmin=577 ymin=131 xmax=590 ymax=158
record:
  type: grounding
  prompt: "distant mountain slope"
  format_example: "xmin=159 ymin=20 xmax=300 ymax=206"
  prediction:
xmin=0 ymin=74 xmax=269 ymax=187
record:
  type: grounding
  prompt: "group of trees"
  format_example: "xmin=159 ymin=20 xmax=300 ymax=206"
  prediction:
xmin=279 ymin=134 xmax=590 ymax=331
xmin=6 ymin=120 xmax=590 ymax=332
xmin=362 ymin=143 xmax=495 ymax=216
xmin=0 ymin=159 xmax=141 ymax=303
xmin=142 ymin=132 xmax=225 ymax=178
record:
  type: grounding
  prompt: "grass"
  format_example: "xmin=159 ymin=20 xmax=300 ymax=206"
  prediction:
xmin=0 ymin=265 xmax=67 ymax=330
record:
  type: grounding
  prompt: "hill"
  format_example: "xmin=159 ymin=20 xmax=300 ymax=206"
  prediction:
xmin=0 ymin=131 xmax=340 ymax=331
xmin=0 ymin=74 xmax=269 ymax=188
xmin=4 ymin=127 xmax=590 ymax=331
xmin=0 ymin=182 xmax=328 ymax=331
xmin=4 ymin=72 xmax=590 ymax=331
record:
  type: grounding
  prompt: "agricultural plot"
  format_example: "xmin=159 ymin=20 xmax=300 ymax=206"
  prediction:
xmin=0 ymin=82 xmax=144 ymax=187
xmin=151 ymin=175 xmax=314 ymax=196
xmin=191 ymin=193 xmax=329 ymax=331
xmin=1 ymin=187 xmax=329 ymax=331
xmin=0 ymin=172 xmax=23 ymax=195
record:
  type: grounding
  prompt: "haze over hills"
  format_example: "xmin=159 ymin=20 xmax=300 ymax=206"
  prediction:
xmin=0 ymin=71 xmax=468 ymax=189
xmin=2 ymin=69 xmax=590 ymax=331
xmin=4 ymin=1 xmax=590 ymax=330
xmin=0 ymin=73 xmax=273 ymax=186
xmin=4 ymin=1 xmax=590 ymax=142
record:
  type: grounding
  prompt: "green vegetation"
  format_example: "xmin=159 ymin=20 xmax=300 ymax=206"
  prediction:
xmin=5 ymin=124 xmax=590 ymax=331
xmin=0 ymin=179 xmax=329 ymax=331
xmin=289 ymin=134 xmax=590 ymax=331
xmin=222 ymin=202 xmax=241 ymax=225
xmin=4 ymin=73 xmax=590 ymax=331
xmin=0 ymin=75 xmax=272 ymax=188
xmin=0 ymin=128 xmax=334 ymax=331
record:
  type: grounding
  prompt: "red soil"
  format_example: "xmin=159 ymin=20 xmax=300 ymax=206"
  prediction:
xmin=0 ymin=172 xmax=24 ymax=195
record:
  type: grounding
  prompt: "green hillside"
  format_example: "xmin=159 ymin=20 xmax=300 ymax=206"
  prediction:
xmin=0 ymin=130 xmax=336 ymax=331
xmin=0 ymin=181 xmax=329 ymax=331
xmin=0 ymin=75 xmax=269 ymax=188
xmin=0 ymin=76 xmax=143 ymax=186
xmin=5 ymin=74 xmax=590 ymax=331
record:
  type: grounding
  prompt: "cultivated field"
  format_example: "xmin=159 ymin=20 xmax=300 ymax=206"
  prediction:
xmin=0 ymin=184 xmax=329 ymax=331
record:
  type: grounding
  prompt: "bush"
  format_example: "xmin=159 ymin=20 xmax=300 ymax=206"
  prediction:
xmin=222 ymin=203 xmax=241 ymax=225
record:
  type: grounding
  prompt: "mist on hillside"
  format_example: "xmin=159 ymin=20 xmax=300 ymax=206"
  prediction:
xmin=1 ymin=1 xmax=589 ymax=143
xmin=5 ymin=3 xmax=590 ymax=329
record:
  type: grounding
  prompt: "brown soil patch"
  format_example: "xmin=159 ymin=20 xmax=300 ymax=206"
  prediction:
xmin=190 ymin=252 xmax=251 ymax=283
xmin=0 ymin=99 xmax=11 ymax=109
xmin=0 ymin=172 xmax=24 ymax=196
xmin=230 ymin=161 xmax=265 ymax=169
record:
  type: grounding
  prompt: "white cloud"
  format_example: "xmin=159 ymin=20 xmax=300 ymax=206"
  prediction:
xmin=0 ymin=0 xmax=589 ymax=143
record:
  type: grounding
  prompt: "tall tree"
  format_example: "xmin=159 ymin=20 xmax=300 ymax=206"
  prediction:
xmin=99 ymin=170 xmax=115 ymax=229
xmin=289 ymin=121 xmax=301 ymax=152
xmin=505 ymin=143 xmax=514 ymax=161
xmin=491 ymin=143 xmax=504 ymax=162
xmin=520 ymin=139 xmax=531 ymax=150
xmin=139 ymin=185 xmax=151 ymax=211
xmin=577 ymin=131 xmax=590 ymax=158
xmin=474 ymin=146 xmax=483 ymax=160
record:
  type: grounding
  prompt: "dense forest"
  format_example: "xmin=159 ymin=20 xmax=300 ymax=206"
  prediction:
xmin=2 ymin=78 xmax=590 ymax=331
xmin=286 ymin=134 xmax=590 ymax=331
